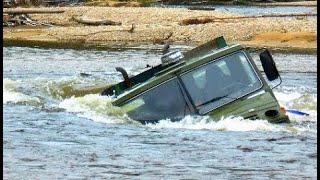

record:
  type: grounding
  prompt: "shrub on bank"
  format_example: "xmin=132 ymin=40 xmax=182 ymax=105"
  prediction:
xmin=85 ymin=0 xmax=154 ymax=7
xmin=136 ymin=0 xmax=153 ymax=6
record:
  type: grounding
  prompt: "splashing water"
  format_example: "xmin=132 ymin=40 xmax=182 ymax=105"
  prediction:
xmin=56 ymin=91 xmax=316 ymax=134
xmin=146 ymin=115 xmax=280 ymax=132
xmin=58 ymin=93 xmax=284 ymax=132
xmin=3 ymin=76 xmax=316 ymax=134
xmin=3 ymin=79 xmax=41 ymax=105
xmin=59 ymin=94 xmax=135 ymax=124
xmin=43 ymin=77 xmax=113 ymax=100
xmin=274 ymin=91 xmax=317 ymax=123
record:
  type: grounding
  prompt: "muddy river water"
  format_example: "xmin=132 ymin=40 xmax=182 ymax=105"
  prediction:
xmin=3 ymin=46 xmax=317 ymax=179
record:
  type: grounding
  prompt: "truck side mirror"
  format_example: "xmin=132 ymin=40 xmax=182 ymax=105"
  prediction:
xmin=259 ymin=49 xmax=280 ymax=81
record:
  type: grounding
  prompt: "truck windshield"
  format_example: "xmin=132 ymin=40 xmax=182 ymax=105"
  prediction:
xmin=181 ymin=51 xmax=262 ymax=114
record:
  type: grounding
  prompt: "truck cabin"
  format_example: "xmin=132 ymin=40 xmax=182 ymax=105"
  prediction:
xmin=101 ymin=36 xmax=288 ymax=124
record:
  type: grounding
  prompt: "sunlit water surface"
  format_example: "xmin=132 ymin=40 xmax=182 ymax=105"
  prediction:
xmin=158 ymin=4 xmax=316 ymax=16
xmin=3 ymin=46 xmax=317 ymax=179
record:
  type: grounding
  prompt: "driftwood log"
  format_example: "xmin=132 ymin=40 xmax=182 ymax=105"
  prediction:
xmin=3 ymin=14 xmax=53 ymax=27
xmin=187 ymin=6 xmax=215 ymax=11
xmin=72 ymin=24 xmax=135 ymax=37
xmin=72 ymin=16 xmax=121 ymax=26
xmin=3 ymin=8 xmax=63 ymax=27
xmin=3 ymin=8 xmax=65 ymax=15
xmin=180 ymin=13 xmax=317 ymax=25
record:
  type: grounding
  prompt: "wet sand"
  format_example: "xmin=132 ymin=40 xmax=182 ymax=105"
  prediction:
xmin=3 ymin=6 xmax=317 ymax=53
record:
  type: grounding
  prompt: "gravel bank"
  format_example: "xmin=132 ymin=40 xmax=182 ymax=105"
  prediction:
xmin=3 ymin=6 xmax=317 ymax=53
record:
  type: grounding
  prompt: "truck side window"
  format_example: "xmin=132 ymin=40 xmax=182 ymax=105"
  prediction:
xmin=123 ymin=78 xmax=191 ymax=122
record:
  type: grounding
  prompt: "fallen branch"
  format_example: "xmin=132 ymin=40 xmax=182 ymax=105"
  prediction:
xmin=180 ymin=13 xmax=317 ymax=25
xmin=73 ymin=29 xmax=119 ymax=37
xmin=3 ymin=8 xmax=65 ymax=15
xmin=180 ymin=17 xmax=214 ymax=25
xmin=72 ymin=24 xmax=135 ymax=37
xmin=72 ymin=16 xmax=121 ymax=26
xmin=187 ymin=7 xmax=215 ymax=11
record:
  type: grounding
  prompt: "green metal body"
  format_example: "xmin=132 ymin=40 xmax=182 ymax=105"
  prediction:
xmin=107 ymin=37 xmax=289 ymax=123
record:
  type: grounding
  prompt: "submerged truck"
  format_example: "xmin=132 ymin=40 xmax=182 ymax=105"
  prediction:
xmin=101 ymin=36 xmax=289 ymax=124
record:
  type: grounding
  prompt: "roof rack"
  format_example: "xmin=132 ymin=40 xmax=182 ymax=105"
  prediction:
xmin=182 ymin=36 xmax=227 ymax=61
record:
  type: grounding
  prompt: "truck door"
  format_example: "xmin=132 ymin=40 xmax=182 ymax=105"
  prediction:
xmin=122 ymin=77 xmax=194 ymax=123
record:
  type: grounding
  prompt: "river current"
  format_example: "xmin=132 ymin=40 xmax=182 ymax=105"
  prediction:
xmin=3 ymin=46 xmax=317 ymax=179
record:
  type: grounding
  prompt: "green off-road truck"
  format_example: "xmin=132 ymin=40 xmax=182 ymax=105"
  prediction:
xmin=101 ymin=36 xmax=289 ymax=124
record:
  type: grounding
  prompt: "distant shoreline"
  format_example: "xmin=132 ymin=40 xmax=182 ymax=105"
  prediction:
xmin=3 ymin=35 xmax=317 ymax=54
xmin=3 ymin=6 xmax=317 ymax=54
xmin=155 ymin=0 xmax=317 ymax=7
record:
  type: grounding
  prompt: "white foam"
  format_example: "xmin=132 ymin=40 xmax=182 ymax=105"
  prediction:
xmin=57 ymin=88 xmax=316 ymax=133
xmin=59 ymin=94 xmax=130 ymax=124
xmin=274 ymin=91 xmax=302 ymax=105
xmin=146 ymin=115 xmax=317 ymax=134
xmin=3 ymin=79 xmax=40 ymax=105
xmin=146 ymin=115 xmax=282 ymax=132
xmin=274 ymin=91 xmax=317 ymax=123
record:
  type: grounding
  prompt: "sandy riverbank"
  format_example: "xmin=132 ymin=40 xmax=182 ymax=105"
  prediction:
xmin=3 ymin=6 xmax=317 ymax=53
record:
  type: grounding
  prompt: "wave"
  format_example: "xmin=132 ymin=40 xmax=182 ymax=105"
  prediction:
xmin=146 ymin=115 xmax=316 ymax=134
xmin=274 ymin=91 xmax=317 ymax=123
xmin=6 ymin=76 xmax=315 ymax=133
xmin=3 ymin=79 xmax=41 ymax=105
xmin=146 ymin=115 xmax=280 ymax=132
xmin=58 ymin=93 xmax=316 ymax=134
xmin=58 ymin=94 xmax=134 ymax=124
xmin=43 ymin=77 xmax=112 ymax=100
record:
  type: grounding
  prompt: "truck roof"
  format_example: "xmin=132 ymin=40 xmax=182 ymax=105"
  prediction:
xmin=112 ymin=42 xmax=244 ymax=106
